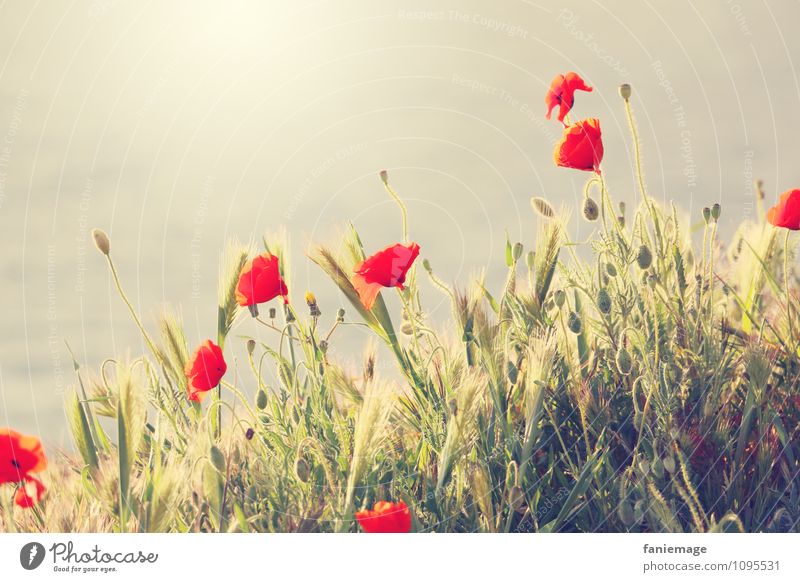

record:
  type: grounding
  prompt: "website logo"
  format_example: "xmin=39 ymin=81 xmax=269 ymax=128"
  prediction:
xmin=20 ymin=542 xmax=46 ymax=570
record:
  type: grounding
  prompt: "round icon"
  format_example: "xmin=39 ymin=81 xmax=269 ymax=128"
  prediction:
xmin=20 ymin=542 xmax=46 ymax=570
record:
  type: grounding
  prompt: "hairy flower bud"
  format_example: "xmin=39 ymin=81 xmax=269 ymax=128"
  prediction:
xmin=606 ymin=262 xmax=617 ymax=277
xmin=553 ymin=289 xmax=566 ymax=308
xmin=246 ymin=339 xmax=256 ymax=355
xmin=619 ymin=83 xmax=631 ymax=101
xmin=256 ymin=389 xmax=268 ymax=410
xmin=583 ymin=196 xmax=599 ymax=221
xmin=711 ymin=203 xmax=721 ymax=221
xmin=636 ymin=244 xmax=652 ymax=270
xmin=531 ymin=197 xmax=555 ymax=218
xmin=294 ymin=458 xmax=310 ymax=482
xmin=615 ymin=346 xmax=632 ymax=375
xmin=567 ymin=311 xmax=582 ymax=334
xmin=702 ymin=206 xmax=711 ymax=224
xmin=597 ymin=288 xmax=612 ymax=314
xmin=91 ymin=228 xmax=110 ymax=255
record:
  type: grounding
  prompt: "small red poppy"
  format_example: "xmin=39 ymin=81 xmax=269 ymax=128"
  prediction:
xmin=767 ymin=189 xmax=800 ymax=230
xmin=14 ymin=475 xmax=46 ymax=508
xmin=553 ymin=118 xmax=603 ymax=172
xmin=355 ymin=500 xmax=412 ymax=533
xmin=235 ymin=253 xmax=288 ymax=307
xmin=184 ymin=340 xmax=227 ymax=402
xmin=545 ymin=72 xmax=593 ymax=124
xmin=0 ymin=428 xmax=47 ymax=485
xmin=353 ymin=242 xmax=420 ymax=310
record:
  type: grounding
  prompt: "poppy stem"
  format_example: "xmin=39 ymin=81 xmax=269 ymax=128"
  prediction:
xmin=784 ymin=229 xmax=794 ymax=349
xmin=381 ymin=176 xmax=409 ymax=243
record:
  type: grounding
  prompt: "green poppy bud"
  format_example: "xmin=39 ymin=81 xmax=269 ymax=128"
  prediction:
xmin=512 ymin=242 xmax=523 ymax=262
xmin=618 ymin=501 xmax=635 ymax=526
xmin=583 ymin=197 xmax=599 ymax=221
xmin=636 ymin=244 xmax=652 ymax=270
xmin=246 ymin=339 xmax=256 ymax=355
xmin=294 ymin=458 xmax=310 ymax=482
xmin=210 ymin=446 xmax=226 ymax=474
xmin=256 ymin=389 xmax=268 ymax=410
xmin=553 ymin=289 xmax=566 ymax=308
xmin=606 ymin=262 xmax=617 ymax=277
xmin=567 ymin=311 xmax=582 ymax=334
xmin=711 ymin=203 xmax=721 ymax=221
xmin=702 ymin=206 xmax=711 ymax=224
xmin=616 ymin=346 xmax=632 ymax=375
xmin=597 ymin=288 xmax=612 ymax=314
xmin=619 ymin=83 xmax=632 ymax=101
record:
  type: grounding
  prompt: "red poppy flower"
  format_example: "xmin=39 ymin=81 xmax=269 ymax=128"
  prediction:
xmin=14 ymin=475 xmax=46 ymax=508
xmin=545 ymin=72 xmax=593 ymax=124
xmin=0 ymin=428 xmax=47 ymax=485
xmin=353 ymin=243 xmax=420 ymax=310
xmin=767 ymin=189 xmax=800 ymax=230
xmin=184 ymin=340 xmax=227 ymax=402
xmin=235 ymin=253 xmax=288 ymax=307
xmin=553 ymin=118 xmax=603 ymax=172
xmin=355 ymin=500 xmax=412 ymax=533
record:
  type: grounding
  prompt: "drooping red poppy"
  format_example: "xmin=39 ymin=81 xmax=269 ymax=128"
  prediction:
xmin=767 ymin=189 xmax=800 ymax=230
xmin=553 ymin=118 xmax=603 ymax=172
xmin=235 ymin=253 xmax=288 ymax=307
xmin=14 ymin=475 xmax=46 ymax=508
xmin=545 ymin=72 xmax=593 ymax=124
xmin=184 ymin=340 xmax=227 ymax=402
xmin=355 ymin=500 xmax=412 ymax=533
xmin=0 ymin=428 xmax=47 ymax=485
xmin=352 ymin=242 xmax=420 ymax=310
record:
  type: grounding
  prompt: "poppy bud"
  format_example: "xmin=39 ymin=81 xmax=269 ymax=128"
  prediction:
xmin=294 ymin=458 xmax=310 ymax=482
xmin=245 ymin=427 xmax=255 ymax=440
xmin=531 ymin=197 xmax=555 ymax=218
xmin=268 ymin=307 xmax=277 ymax=319
xmin=647 ymin=273 xmax=658 ymax=289
xmin=379 ymin=169 xmax=389 ymax=185
xmin=597 ymin=288 xmax=612 ymax=314
xmin=567 ymin=311 xmax=582 ymax=334
xmin=553 ymin=289 xmax=566 ymax=308
xmin=246 ymin=339 xmax=256 ymax=355
xmin=618 ymin=201 xmax=626 ymax=216
xmin=618 ymin=501 xmax=635 ymax=526
xmin=526 ymin=251 xmax=535 ymax=271
xmin=319 ymin=340 xmax=328 ymax=353
xmin=663 ymin=455 xmax=676 ymax=473
xmin=401 ymin=321 xmax=413 ymax=335
xmin=711 ymin=203 xmax=721 ymax=221
xmin=91 ymin=228 xmax=110 ymax=255
xmin=619 ymin=83 xmax=631 ymax=101
xmin=509 ymin=485 xmax=525 ymax=512
xmin=422 ymin=258 xmax=432 ymax=273
xmin=636 ymin=245 xmax=652 ymax=270
xmin=583 ymin=197 xmax=599 ymax=221
xmin=617 ymin=215 xmax=625 ymax=228
xmin=512 ymin=242 xmax=523 ymax=262
xmin=702 ymin=206 xmax=711 ymax=224
xmin=256 ymin=389 xmax=268 ymax=410
xmin=606 ymin=262 xmax=617 ymax=277
xmin=336 ymin=308 xmax=345 ymax=322
xmin=210 ymin=446 xmax=226 ymax=474
xmin=615 ymin=346 xmax=632 ymax=375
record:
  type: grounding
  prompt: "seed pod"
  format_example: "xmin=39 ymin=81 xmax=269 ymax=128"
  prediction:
xmin=256 ymin=389 xmax=268 ymax=410
xmin=702 ymin=206 xmax=711 ymax=223
xmin=246 ymin=339 xmax=256 ymax=355
xmin=711 ymin=203 xmax=721 ymax=220
xmin=606 ymin=262 xmax=617 ymax=277
xmin=617 ymin=215 xmax=625 ymax=228
xmin=636 ymin=244 xmax=652 ymax=270
xmin=615 ymin=346 xmax=632 ymax=375
xmin=509 ymin=485 xmax=525 ymax=512
xmin=619 ymin=83 xmax=632 ymax=100
xmin=401 ymin=321 xmax=413 ymax=335
xmin=245 ymin=427 xmax=255 ymax=441
xmin=647 ymin=273 xmax=658 ymax=289
xmin=567 ymin=311 xmax=582 ymax=334
xmin=583 ymin=197 xmax=599 ymax=221
xmin=336 ymin=308 xmax=345 ymax=322
xmin=597 ymin=288 xmax=612 ymax=314
xmin=268 ymin=307 xmax=277 ymax=319
xmin=422 ymin=258 xmax=432 ymax=273
xmin=531 ymin=197 xmax=555 ymax=218
xmin=553 ymin=289 xmax=566 ymax=308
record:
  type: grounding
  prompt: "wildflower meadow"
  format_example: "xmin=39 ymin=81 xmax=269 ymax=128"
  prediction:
xmin=2 ymin=75 xmax=799 ymax=534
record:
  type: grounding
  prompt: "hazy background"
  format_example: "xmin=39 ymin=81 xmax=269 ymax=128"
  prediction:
xmin=1 ymin=0 xmax=799 ymax=445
